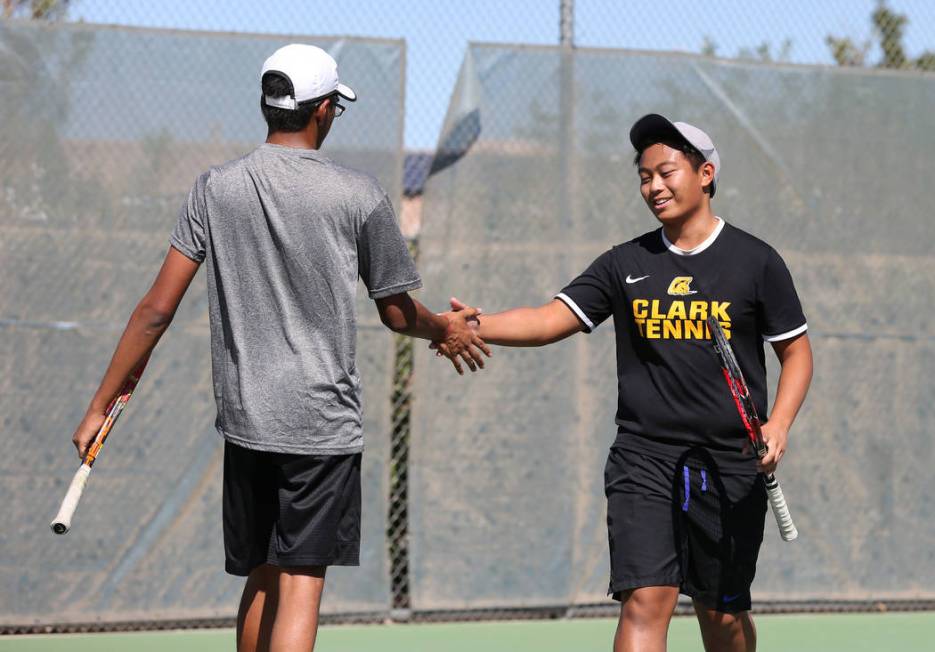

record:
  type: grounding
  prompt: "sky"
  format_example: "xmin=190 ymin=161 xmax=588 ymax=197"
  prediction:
xmin=66 ymin=0 xmax=935 ymax=150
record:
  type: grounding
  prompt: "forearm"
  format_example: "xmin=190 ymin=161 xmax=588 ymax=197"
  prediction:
xmin=87 ymin=305 xmax=170 ymax=414
xmin=478 ymin=306 xmax=579 ymax=347
xmin=767 ymin=343 xmax=813 ymax=430
xmin=381 ymin=295 xmax=449 ymax=341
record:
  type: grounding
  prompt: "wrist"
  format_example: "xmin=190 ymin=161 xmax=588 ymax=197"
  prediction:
xmin=88 ymin=395 xmax=111 ymax=415
xmin=437 ymin=312 xmax=455 ymax=338
xmin=766 ymin=413 xmax=792 ymax=432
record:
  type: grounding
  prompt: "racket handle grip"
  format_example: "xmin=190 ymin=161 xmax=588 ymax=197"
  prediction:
xmin=51 ymin=464 xmax=91 ymax=535
xmin=764 ymin=474 xmax=798 ymax=541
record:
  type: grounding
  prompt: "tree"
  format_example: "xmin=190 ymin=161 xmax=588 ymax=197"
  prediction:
xmin=700 ymin=36 xmax=718 ymax=58
xmin=700 ymin=35 xmax=793 ymax=63
xmin=1 ymin=0 xmax=70 ymax=20
xmin=874 ymin=0 xmax=908 ymax=69
xmin=826 ymin=35 xmax=869 ymax=67
xmin=1 ymin=0 xmax=98 ymax=223
xmin=737 ymin=39 xmax=793 ymax=64
xmin=827 ymin=0 xmax=935 ymax=72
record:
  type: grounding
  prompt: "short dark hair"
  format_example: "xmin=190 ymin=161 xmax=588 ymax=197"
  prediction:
xmin=260 ymin=72 xmax=319 ymax=133
xmin=633 ymin=137 xmax=712 ymax=195
xmin=633 ymin=137 xmax=705 ymax=169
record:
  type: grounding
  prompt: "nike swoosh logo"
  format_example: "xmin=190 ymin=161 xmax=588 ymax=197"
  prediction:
xmin=722 ymin=594 xmax=742 ymax=603
xmin=626 ymin=274 xmax=650 ymax=284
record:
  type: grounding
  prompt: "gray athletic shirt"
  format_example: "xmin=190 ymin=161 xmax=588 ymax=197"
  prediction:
xmin=170 ymin=143 xmax=421 ymax=455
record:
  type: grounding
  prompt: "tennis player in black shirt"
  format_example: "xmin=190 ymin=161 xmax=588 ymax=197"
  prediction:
xmin=436 ymin=114 xmax=813 ymax=651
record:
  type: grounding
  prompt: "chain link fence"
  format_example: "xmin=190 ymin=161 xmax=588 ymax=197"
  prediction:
xmin=414 ymin=39 xmax=935 ymax=614
xmin=8 ymin=0 xmax=930 ymax=150
xmin=2 ymin=0 xmax=934 ymax=631
xmin=0 ymin=18 xmax=404 ymax=628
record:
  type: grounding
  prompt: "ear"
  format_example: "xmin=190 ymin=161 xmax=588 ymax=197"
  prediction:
xmin=700 ymin=161 xmax=715 ymax=187
xmin=314 ymin=98 xmax=332 ymax=122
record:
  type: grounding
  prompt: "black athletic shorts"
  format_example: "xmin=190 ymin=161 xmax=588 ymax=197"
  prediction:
xmin=223 ymin=441 xmax=362 ymax=576
xmin=604 ymin=444 xmax=767 ymax=613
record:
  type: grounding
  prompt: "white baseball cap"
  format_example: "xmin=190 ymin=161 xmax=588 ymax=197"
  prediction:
xmin=261 ymin=44 xmax=357 ymax=110
xmin=629 ymin=114 xmax=720 ymax=197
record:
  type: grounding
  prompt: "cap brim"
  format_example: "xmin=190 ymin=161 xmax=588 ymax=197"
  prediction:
xmin=336 ymin=83 xmax=357 ymax=102
xmin=629 ymin=113 xmax=684 ymax=151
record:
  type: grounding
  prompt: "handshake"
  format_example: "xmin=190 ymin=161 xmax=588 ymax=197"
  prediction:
xmin=431 ymin=297 xmax=490 ymax=375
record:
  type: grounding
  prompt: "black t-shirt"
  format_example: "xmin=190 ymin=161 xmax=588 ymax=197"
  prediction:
xmin=557 ymin=218 xmax=807 ymax=472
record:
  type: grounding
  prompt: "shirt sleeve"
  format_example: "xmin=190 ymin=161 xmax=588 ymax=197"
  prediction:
xmin=169 ymin=172 xmax=208 ymax=263
xmin=358 ymin=195 xmax=423 ymax=299
xmin=555 ymin=249 xmax=616 ymax=333
xmin=758 ymin=247 xmax=807 ymax=342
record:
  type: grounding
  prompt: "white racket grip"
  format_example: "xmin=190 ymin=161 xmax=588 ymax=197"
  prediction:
xmin=764 ymin=475 xmax=798 ymax=541
xmin=51 ymin=464 xmax=92 ymax=535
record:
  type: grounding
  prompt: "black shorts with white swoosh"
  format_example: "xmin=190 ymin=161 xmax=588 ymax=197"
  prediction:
xmin=605 ymin=443 xmax=766 ymax=612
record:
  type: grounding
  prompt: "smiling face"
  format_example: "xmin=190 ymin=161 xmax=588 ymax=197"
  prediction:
xmin=637 ymin=142 xmax=715 ymax=224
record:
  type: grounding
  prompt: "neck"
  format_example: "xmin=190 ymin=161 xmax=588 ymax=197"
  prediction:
xmin=265 ymin=128 xmax=319 ymax=150
xmin=661 ymin=204 xmax=718 ymax=251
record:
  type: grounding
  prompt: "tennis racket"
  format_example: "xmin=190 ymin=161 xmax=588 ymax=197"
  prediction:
xmin=707 ymin=317 xmax=798 ymax=542
xmin=50 ymin=357 xmax=150 ymax=535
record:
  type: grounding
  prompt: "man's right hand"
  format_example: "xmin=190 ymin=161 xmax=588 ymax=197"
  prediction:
xmin=436 ymin=298 xmax=490 ymax=374
xmin=72 ymin=410 xmax=105 ymax=460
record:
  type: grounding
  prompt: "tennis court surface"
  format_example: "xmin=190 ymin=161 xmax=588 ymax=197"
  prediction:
xmin=2 ymin=613 xmax=932 ymax=652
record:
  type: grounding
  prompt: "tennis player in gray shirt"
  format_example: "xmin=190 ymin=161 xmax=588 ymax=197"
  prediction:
xmin=71 ymin=44 xmax=488 ymax=651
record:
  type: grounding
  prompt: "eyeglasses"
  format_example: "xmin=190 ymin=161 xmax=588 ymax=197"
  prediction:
xmin=308 ymin=95 xmax=345 ymax=117
xmin=324 ymin=95 xmax=345 ymax=117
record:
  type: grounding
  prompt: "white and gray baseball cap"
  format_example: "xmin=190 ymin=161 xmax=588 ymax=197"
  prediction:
xmin=629 ymin=114 xmax=720 ymax=197
xmin=261 ymin=44 xmax=357 ymax=110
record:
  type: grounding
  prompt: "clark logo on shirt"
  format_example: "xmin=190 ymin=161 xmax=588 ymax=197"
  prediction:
xmin=631 ymin=299 xmax=731 ymax=340
xmin=667 ymin=276 xmax=698 ymax=296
